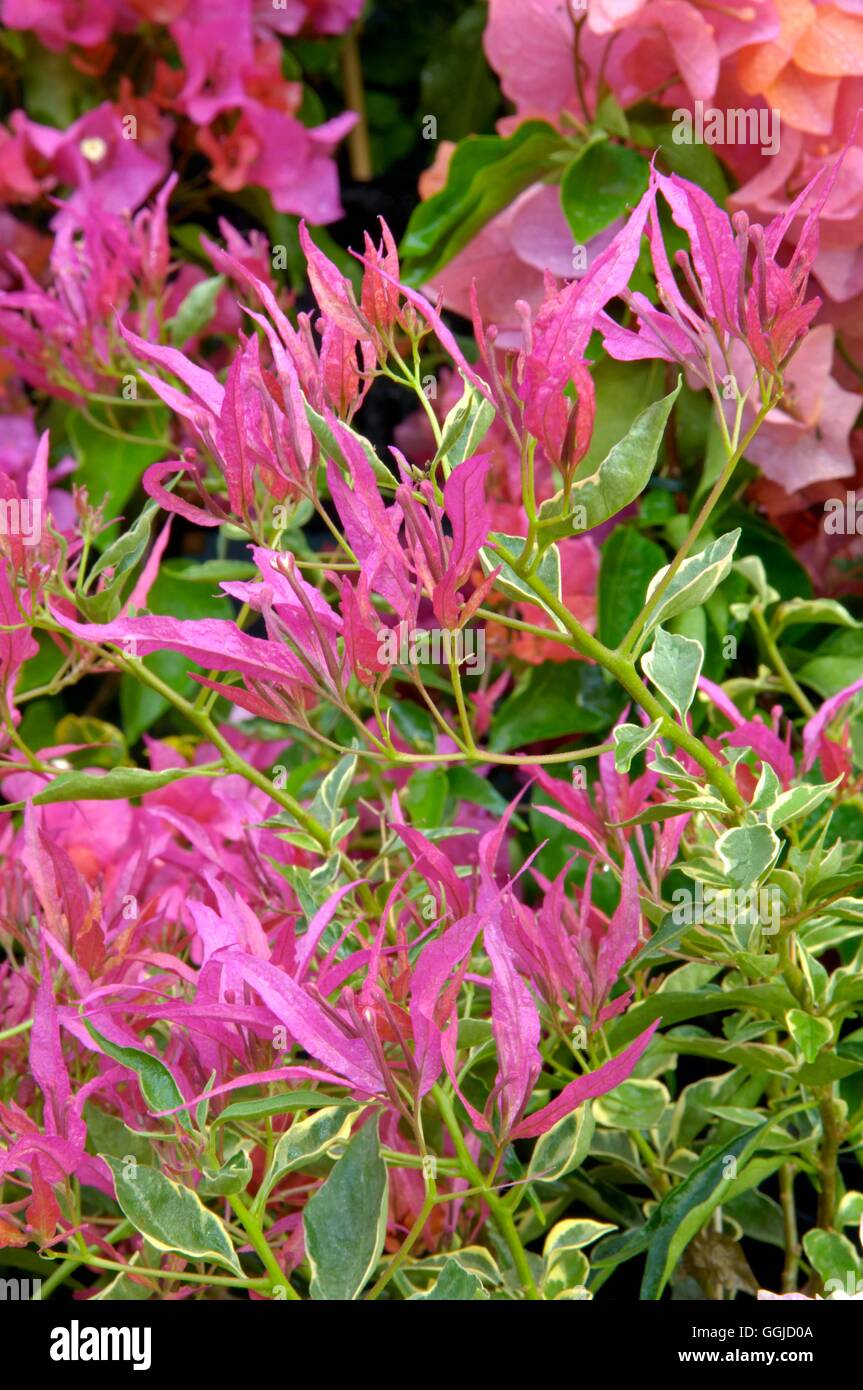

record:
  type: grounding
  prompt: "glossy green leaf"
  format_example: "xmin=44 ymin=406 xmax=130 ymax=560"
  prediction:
xmin=305 ymin=400 xmax=395 ymax=490
xmin=537 ymin=381 xmax=680 ymax=541
xmin=5 ymin=764 xmax=215 ymax=812
xmin=198 ymin=1144 xmax=254 ymax=1198
xmin=401 ymin=121 xmax=568 ymax=283
xmin=68 ymin=406 xmax=170 ymax=550
xmin=592 ymin=1115 xmax=782 ymax=1298
xmin=593 ymin=1079 xmax=669 ymax=1130
xmin=802 ymin=1229 xmax=861 ymax=1290
xmin=257 ymin=1106 xmax=357 ymax=1209
xmin=544 ymin=1218 xmax=616 ymax=1258
xmin=490 ymin=661 xmax=622 ymax=751
xmin=561 ymin=139 xmax=649 ymax=244
xmin=213 ymin=1091 xmax=355 ymax=1127
xmin=434 ymin=374 xmax=496 ymax=476
xmin=771 ymin=598 xmax=860 ymax=638
xmin=480 ymin=532 xmax=563 ymax=623
xmin=767 ymin=778 xmax=843 ymax=831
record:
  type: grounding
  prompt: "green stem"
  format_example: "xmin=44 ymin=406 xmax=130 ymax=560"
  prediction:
xmin=618 ymin=398 xmax=775 ymax=657
xmin=228 ymin=1193 xmax=301 ymax=1299
xmin=779 ymin=1164 xmax=800 ymax=1292
xmin=493 ymin=544 xmax=744 ymax=813
xmin=751 ymin=609 xmax=816 ymax=718
xmin=366 ymin=1190 xmax=436 ymax=1300
xmin=0 ymin=1017 xmax=33 ymax=1043
xmin=816 ymin=1092 xmax=843 ymax=1232
xmin=433 ymin=1084 xmax=541 ymax=1300
xmin=110 ymin=650 xmax=333 ymax=853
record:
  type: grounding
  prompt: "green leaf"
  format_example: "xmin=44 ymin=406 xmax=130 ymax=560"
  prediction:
xmin=716 ymin=824 xmax=781 ymax=889
xmin=593 ymin=1079 xmax=669 ymax=1130
xmin=767 ymin=778 xmax=843 ymax=831
xmin=561 ymin=139 xmax=649 ymax=244
xmin=490 ymin=661 xmax=622 ymax=751
xmin=446 ymin=766 xmax=518 ymax=821
xmin=434 ymin=374 xmax=496 ymax=476
xmin=629 ymin=912 xmax=687 ymax=969
xmin=102 ymin=1156 xmax=241 ymax=1275
xmin=418 ymin=6 xmax=501 ymax=144
xmin=642 ymin=530 xmax=741 ymax=637
xmin=304 ymin=1117 xmax=389 ymax=1300
xmin=538 ymin=381 xmax=681 ymax=541
xmin=90 ymin=1252 xmax=156 ymax=1302
xmin=802 ymin=1229 xmax=861 ymax=1291
xmin=734 ymin=554 xmax=779 ymax=611
xmin=6 ymin=764 xmax=214 ymax=812
xmin=641 ymin=627 xmax=704 ymax=722
xmin=404 ymin=769 xmax=449 ymax=830
xmin=641 ymin=121 xmax=729 ymax=203
xmin=84 ymin=1105 xmax=153 ymax=1166
xmin=305 ymin=400 xmax=395 ymax=490
xmin=82 ymin=1017 xmax=195 ymax=1134
xmin=785 ymin=1010 xmax=833 ymax=1064
xmin=612 ymin=719 xmax=663 ymax=773
xmin=771 ymin=598 xmax=860 ymax=639
xmin=257 ymin=1106 xmax=357 ymax=1209
xmin=198 ymin=1145 xmax=254 ymax=1198
xmin=796 ymin=636 xmax=863 ymax=699
xmin=581 ymin=357 xmax=666 ymax=473
xmin=408 ymin=1259 xmax=489 ymax=1300
xmin=592 ymin=1116 xmax=782 ymax=1298
xmin=480 ymin=532 xmax=563 ymax=623
xmin=401 ymin=120 xmax=568 ymax=284
xmin=544 ymin=1218 xmax=616 ymax=1257
xmin=85 ymin=498 xmax=162 ymax=593
xmin=608 ymin=984 xmax=797 ymax=1047
xmin=750 ymin=762 xmax=783 ymax=811
xmin=598 ymin=525 xmax=666 ymax=649
xmin=53 ymin=715 xmax=127 ymax=771
xmin=166 ymin=275 xmax=224 ymax=346
xmin=309 ymin=753 xmax=357 ymax=830
xmin=213 ymin=1091 xmax=355 ymax=1127
xmin=527 ymin=1103 xmax=595 ymax=1184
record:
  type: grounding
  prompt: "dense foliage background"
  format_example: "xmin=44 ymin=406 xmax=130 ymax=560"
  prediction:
xmin=1 ymin=0 xmax=863 ymax=1306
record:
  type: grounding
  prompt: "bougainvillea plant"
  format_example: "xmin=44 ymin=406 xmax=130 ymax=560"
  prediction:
xmin=1 ymin=1 xmax=863 ymax=1308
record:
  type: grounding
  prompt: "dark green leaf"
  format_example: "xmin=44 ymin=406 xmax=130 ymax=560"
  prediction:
xmin=561 ymin=140 xmax=649 ymax=243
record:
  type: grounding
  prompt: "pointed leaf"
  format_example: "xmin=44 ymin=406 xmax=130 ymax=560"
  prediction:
xmin=642 ymin=627 xmax=704 ymax=722
xmin=642 ymin=530 xmax=740 ymax=636
xmin=102 ymin=1156 xmax=241 ymax=1275
xmin=304 ymin=1118 xmax=389 ymax=1300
